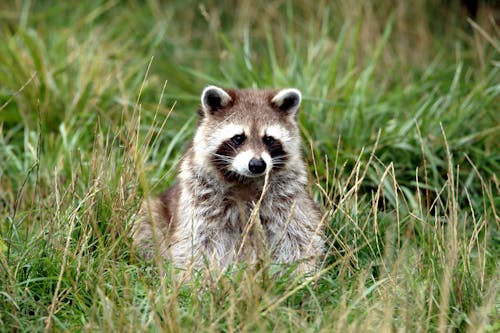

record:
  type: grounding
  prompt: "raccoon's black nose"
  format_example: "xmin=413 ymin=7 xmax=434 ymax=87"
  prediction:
xmin=248 ymin=158 xmax=267 ymax=174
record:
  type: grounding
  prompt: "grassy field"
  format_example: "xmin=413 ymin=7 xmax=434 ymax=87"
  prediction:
xmin=0 ymin=0 xmax=499 ymax=331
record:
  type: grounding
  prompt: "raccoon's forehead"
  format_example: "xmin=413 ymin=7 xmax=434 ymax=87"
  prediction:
xmin=211 ymin=123 xmax=248 ymax=141
xmin=262 ymin=125 xmax=293 ymax=143
xmin=208 ymin=122 xmax=293 ymax=140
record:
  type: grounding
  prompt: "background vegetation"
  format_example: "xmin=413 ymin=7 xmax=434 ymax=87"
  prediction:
xmin=0 ymin=0 xmax=498 ymax=331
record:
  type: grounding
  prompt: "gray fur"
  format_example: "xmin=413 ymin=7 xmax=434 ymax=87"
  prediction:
xmin=132 ymin=87 xmax=324 ymax=274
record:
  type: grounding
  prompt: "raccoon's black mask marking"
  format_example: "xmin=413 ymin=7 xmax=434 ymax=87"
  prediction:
xmin=211 ymin=138 xmax=244 ymax=182
xmin=265 ymin=138 xmax=287 ymax=171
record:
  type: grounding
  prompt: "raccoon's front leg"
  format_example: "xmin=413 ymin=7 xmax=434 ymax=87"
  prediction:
xmin=195 ymin=228 xmax=240 ymax=270
xmin=171 ymin=221 xmax=239 ymax=271
xmin=265 ymin=207 xmax=323 ymax=273
xmin=269 ymin=230 xmax=319 ymax=273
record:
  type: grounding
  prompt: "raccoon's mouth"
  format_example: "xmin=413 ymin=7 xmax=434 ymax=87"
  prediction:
xmin=227 ymin=163 xmax=270 ymax=180
xmin=234 ymin=169 xmax=267 ymax=178
xmin=221 ymin=169 xmax=268 ymax=184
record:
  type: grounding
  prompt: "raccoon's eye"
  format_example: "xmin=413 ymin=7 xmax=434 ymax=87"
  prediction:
xmin=231 ymin=134 xmax=246 ymax=146
xmin=263 ymin=135 xmax=275 ymax=145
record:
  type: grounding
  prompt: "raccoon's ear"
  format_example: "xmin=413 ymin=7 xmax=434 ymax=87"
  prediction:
xmin=271 ymin=88 xmax=302 ymax=116
xmin=201 ymin=86 xmax=232 ymax=114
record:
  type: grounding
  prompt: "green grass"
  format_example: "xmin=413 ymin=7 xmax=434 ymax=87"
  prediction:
xmin=1 ymin=0 xmax=499 ymax=332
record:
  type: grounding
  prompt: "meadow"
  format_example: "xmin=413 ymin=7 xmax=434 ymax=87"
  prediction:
xmin=0 ymin=1 xmax=499 ymax=331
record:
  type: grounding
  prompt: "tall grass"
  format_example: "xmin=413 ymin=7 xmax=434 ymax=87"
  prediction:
xmin=0 ymin=1 xmax=498 ymax=332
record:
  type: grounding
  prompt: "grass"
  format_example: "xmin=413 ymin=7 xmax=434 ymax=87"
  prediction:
xmin=0 ymin=0 xmax=499 ymax=331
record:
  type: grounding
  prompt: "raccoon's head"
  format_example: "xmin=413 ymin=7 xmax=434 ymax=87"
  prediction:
xmin=191 ymin=86 xmax=304 ymax=183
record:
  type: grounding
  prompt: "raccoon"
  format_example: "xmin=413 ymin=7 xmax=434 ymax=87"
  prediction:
xmin=133 ymin=86 xmax=324 ymax=274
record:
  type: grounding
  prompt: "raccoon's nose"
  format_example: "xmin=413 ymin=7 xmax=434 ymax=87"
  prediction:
xmin=248 ymin=158 xmax=267 ymax=174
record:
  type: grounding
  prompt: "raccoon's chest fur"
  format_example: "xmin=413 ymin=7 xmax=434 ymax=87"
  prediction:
xmin=174 ymin=170 xmax=274 ymax=264
xmin=167 ymin=164 xmax=315 ymax=270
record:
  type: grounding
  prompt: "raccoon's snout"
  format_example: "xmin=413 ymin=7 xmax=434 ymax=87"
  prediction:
xmin=248 ymin=158 xmax=266 ymax=175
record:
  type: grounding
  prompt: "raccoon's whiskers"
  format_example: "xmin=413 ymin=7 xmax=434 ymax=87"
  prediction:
xmin=212 ymin=153 xmax=234 ymax=162
xmin=271 ymin=156 xmax=288 ymax=165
